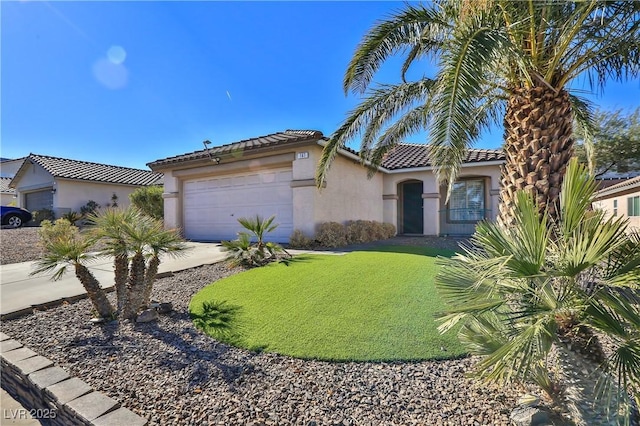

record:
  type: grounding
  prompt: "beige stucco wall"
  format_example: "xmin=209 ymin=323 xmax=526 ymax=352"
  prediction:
xmin=593 ymin=189 xmax=640 ymax=232
xmin=158 ymin=143 xmax=384 ymax=240
xmin=53 ymin=179 xmax=142 ymax=216
xmin=1 ymin=193 xmax=16 ymax=206
xmin=293 ymin=145 xmax=383 ymax=236
xmin=382 ymin=162 xmax=502 ymax=236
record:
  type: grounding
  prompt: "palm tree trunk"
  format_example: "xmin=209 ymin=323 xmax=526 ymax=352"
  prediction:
xmin=141 ymin=255 xmax=160 ymax=309
xmin=114 ymin=253 xmax=129 ymax=315
xmin=553 ymin=343 xmax=631 ymax=425
xmin=74 ymin=263 xmax=114 ymax=319
xmin=499 ymin=84 xmax=574 ymax=228
xmin=123 ymin=251 xmax=146 ymax=321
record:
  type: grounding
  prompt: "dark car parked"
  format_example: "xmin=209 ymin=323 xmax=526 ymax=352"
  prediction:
xmin=1 ymin=206 xmax=33 ymax=228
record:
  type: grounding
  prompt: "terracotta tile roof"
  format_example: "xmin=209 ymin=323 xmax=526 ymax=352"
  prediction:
xmin=596 ymin=175 xmax=640 ymax=198
xmin=16 ymin=154 xmax=162 ymax=186
xmin=0 ymin=177 xmax=15 ymax=194
xmin=148 ymin=130 xmax=326 ymax=169
xmin=381 ymin=143 xmax=505 ymax=170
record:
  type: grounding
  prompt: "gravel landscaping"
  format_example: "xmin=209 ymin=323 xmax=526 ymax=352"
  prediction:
xmin=2 ymin=227 xmax=530 ymax=425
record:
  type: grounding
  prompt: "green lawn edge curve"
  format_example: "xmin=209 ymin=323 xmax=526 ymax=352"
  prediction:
xmin=189 ymin=246 xmax=466 ymax=362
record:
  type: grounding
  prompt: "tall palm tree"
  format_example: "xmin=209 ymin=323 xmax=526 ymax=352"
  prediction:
xmin=316 ymin=1 xmax=640 ymax=225
xmin=436 ymin=159 xmax=640 ymax=423
xmin=32 ymin=219 xmax=115 ymax=319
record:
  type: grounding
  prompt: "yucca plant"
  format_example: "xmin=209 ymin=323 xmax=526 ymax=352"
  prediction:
xmin=32 ymin=219 xmax=115 ymax=319
xmin=436 ymin=159 xmax=640 ymax=424
xmin=221 ymin=215 xmax=288 ymax=267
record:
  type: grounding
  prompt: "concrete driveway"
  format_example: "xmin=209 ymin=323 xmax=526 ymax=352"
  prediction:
xmin=0 ymin=242 xmax=227 ymax=319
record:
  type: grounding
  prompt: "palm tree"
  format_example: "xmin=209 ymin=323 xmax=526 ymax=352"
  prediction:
xmin=119 ymin=211 xmax=186 ymax=320
xmin=32 ymin=219 xmax=115 ymax=319
xmin=316 ymin=1 xmax=640 ymax=225
xmin=141 ymin=223 xmax=187 ymax=309
xmin=88 ymin=208 xmax=141 ymax=314
xmin=435 ymin=159 xmax=640 ymax=423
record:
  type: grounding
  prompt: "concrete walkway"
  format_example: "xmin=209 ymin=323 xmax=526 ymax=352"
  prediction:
xmin=0 ymin=242 xmax=227 ymax=319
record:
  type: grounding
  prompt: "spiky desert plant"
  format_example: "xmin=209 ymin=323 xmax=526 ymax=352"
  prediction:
xmin=222 ymin=215 xmax=288 ymax=267
xmin=33 ymin=219 xmax=115 ymax=319
xmin=436 ymin=159 xmax=640 ymax=424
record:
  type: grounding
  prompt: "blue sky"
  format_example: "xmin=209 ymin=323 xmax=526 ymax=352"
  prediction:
xmin=2 ymin=1 xmax=639 ymax=170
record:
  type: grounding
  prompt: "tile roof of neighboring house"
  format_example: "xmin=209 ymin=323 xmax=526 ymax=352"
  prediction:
xmin=0 ymin=177 xmax=15 ymax=194
xmin=12 ymin=154 xmax=163 ymax=187
xmin=381 ymin=143 xmax=505 ymax=170
xmin=148 ymin=130 xmax=327 ymax=168
xmin=596 ymin=175 xmax=640 ymax=198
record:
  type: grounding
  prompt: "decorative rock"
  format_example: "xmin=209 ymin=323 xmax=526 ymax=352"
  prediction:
xmin=90 ymin=317 xmax=106 ymax=324
xmin=157 ymin=302 xmax=173 ymax=314
xmin=136 ymin=308 xmax=159 ymax=323
xmin=510 ymin=405 xmax=551 ymax=426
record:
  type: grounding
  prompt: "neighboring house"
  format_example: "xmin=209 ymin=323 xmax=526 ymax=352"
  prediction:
xmin=1 ymin=158 xmax=26 ymax=205
xmin=593 ymin=175 xmax=640 ymax=232
xmin=1 ymin=177 xmax=16 ymax=205
xmin=10 ymin=154 xmax=163 ymax=217
xmin=148 ymin=130 xmax=504 ymax=242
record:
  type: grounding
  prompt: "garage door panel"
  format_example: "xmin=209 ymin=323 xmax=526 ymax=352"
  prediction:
xmin=183 ymin=168 xmax=293 ymax=243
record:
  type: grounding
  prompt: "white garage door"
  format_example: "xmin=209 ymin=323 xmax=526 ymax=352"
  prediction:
xmin=183 ymin=168 xmax=293 ymax=243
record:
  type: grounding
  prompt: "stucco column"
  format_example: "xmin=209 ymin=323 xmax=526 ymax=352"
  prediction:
xmin=422 ymin=192 xmax=440 ymax=235
xmin=490 ymin=188 xmax=500 ymax=222
xmin=291 ymin=181 xmax=317 ymax=237
xmin=162 ymin=171 xmax=181 ymax=231
xmin=382 ymin=194 xmax=398 ymax=234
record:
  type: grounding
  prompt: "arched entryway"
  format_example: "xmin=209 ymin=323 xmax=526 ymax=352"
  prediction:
xmin=398 ymin=180 xmax=423 ymax=234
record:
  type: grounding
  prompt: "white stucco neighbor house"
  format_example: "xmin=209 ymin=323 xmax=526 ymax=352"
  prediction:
xmin=1 ymin=158 xmax=26 ymax=205
xmin=593 ymin=175 xmax=640 ymax=232
xmin=10 ymin=154 xmax=163 ymax=217
xmin=148 ymin=130 xmax=504 ymax=243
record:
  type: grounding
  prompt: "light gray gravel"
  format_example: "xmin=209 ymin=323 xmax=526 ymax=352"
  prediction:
xmin=1 ymin=261 xmax=528 ymax=425
xmin=0 ymin=227 xmax=43 ymax=265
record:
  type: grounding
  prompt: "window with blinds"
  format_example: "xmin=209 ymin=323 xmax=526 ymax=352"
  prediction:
xmin=448 ymin=179 xmax=485 ymax=222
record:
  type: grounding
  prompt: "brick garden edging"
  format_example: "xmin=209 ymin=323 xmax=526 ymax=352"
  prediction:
xmin=0 ymin=332 xmax=146 ymax=426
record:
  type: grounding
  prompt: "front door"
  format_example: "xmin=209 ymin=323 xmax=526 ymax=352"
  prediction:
xmin=402 ymin=182 xmax=423 ymax=234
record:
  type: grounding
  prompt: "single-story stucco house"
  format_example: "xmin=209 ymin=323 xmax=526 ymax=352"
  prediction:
xmin=148 ymin=130 xmax=505 ymax=242
xmin=9 ymin=154 xmax=163 ymax=217
xmin=593 ymin=175 xmax=640 ymax=232
xmin=0 ymin=158 xmax=25 ymax=205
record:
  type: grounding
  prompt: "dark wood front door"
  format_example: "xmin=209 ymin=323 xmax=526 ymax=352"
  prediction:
xmin=402 ymin=182 xmax=423 ymax=234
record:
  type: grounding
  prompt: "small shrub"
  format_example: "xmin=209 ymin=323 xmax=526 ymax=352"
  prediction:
xmin=129 ymin=186 xmax=163 ymax=219
xmin=61 ymin=211 xmax=83 ymax=225
xmin=315 ymin=222 xmax=348 ymax=247
xmin=80 ymin=200 xmax=100 ymax=217
xmin=32 ymin=208 xmax=55 ymax=225
xmin=345 ymin=220 xmax=370 ymax=244
xmin=289 ymin=229 xmax=315 ymax=249
xmin=38 ymin=218 xmax=77 ymax=247
xmin=382 ymin=222 xmax=396 ymax=239
xmin=222 ymin=215 xmax=289 ymax=267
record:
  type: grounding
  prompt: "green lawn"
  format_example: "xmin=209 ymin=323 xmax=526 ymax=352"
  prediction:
xmin=189 ymin=246 xmax=467 ymax=362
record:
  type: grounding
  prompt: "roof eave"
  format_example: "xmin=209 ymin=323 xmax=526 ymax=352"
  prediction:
xmin=385 ymin=159 xmax=505 ymax=173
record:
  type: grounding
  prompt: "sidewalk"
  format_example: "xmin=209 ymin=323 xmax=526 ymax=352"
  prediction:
xmin=0 ymin=242 xmax=226 ymax=319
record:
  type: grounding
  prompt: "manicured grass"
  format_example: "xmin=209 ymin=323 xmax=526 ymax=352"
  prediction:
xmin=189 ymin=246 xmax=466 ymax=362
